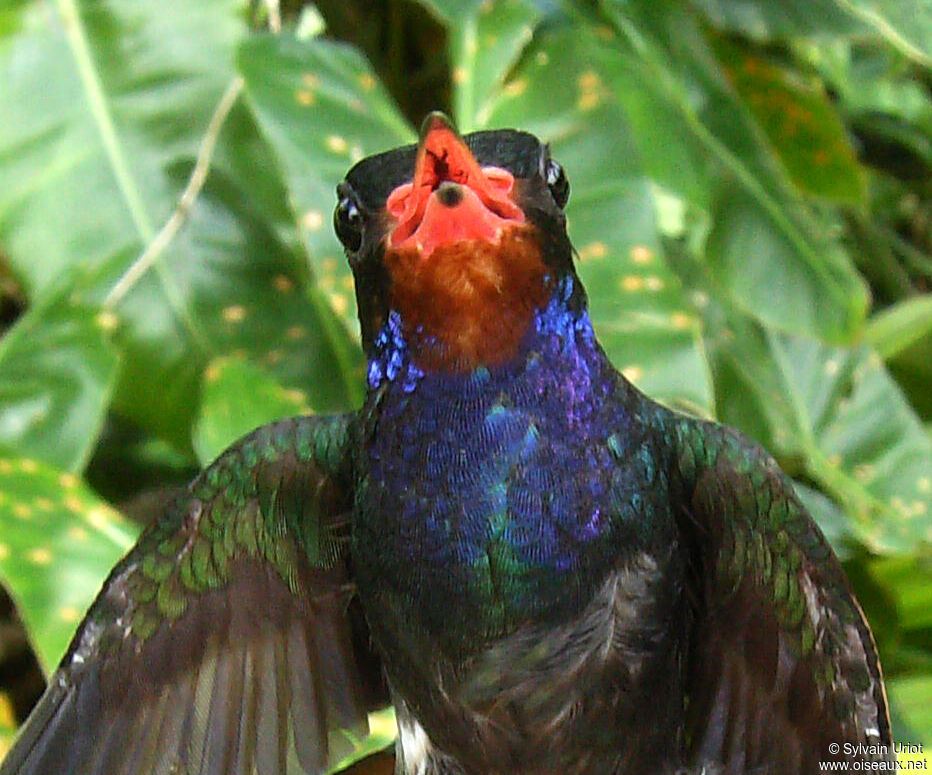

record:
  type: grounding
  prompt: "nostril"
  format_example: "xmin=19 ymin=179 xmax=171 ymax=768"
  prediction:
xmin=435 ymin=182 xmax=464 ymax=207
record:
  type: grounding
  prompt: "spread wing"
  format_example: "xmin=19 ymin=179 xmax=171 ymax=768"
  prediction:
xmin=669 ymin=419 xmax=892 ymax=774
xmin=1 ymin=415 xmax=389 ymax=775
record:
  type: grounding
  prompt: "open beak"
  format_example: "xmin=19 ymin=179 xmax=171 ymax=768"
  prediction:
xmin=386 ymin=112 xmax=525 ymax=258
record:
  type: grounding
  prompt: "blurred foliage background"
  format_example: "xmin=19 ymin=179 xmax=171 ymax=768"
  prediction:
xmin=0 ymin=0 xmax=931 ymax=764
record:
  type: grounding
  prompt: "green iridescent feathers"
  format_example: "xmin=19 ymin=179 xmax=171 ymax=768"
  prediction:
xmin=0 ymin=414 xmax=383 ymax=775
xmin=126 ymin=414 xmax=354 ymax=638
xmin=667 ymin=415 xmax=890 ymax=770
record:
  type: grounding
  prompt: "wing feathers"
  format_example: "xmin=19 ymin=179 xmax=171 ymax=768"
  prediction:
xmin=2 ymin=414 xmax=389 ymax=775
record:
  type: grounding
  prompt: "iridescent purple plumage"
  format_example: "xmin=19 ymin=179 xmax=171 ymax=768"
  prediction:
xmin=356 ymin=276 xmax=663 ymax=646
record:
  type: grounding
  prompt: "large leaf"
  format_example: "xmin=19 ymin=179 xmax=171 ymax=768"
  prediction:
xmin=690 ymin=0 xmax=865 ymax=38
xmin=238 ymin=33 xmax=414 ymax=336
xmin=0 ymin=1 xmax=360 ymax=449
xmin=0 ymin=456 xmax=139 ymax=672
xmin=485 ymin=22 xmax=713 ymax=414
xmin=709 ymin=308 xmax=932 ymax=553
xmin=865 ymin=295 xmax=932 ymax=359
xmin=0 ymin=288 xmax=117 ymax=471
xmin=0 ymin=0 xmax=242 ymax=298
xmin=601 ymin=0 xmax=870 ymax=342
xmin=193 ymin=355 xmax=312 ymax=466
xmin=714 ymin=36 xmax=866 ymax=205
xmin=419 ymin=0 xmax=542 ymax=132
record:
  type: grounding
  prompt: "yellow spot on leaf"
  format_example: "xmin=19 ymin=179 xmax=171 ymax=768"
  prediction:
xmin=302 ymin=210 xmax=324 ymax=231
xmin=328 ymin=293 xmax=349 ymax=316
xmin=621 ymin=275 xmax=644 ymax=292
xmin=578 ymin=71 xmax=600 ymax=90
xmin=0 ymin=544 xmax=8 ymax=560
xmin=13 ymin=503 xmax=32 ymax=519
xmin=222 ymin=305 xmax=247 ymax=323
xmin=302 ymin=73 xmax=319 ymax=88
xmin=326 ymin=135 xmax=348 ymax=154
xmin=64 ymin=496 xmax=84 ymax=514
xmin=911 ymin=500 xmax=927 ymax=516
xmin=919 ymin=476 xmax=931 ymax=494
xmin=19 ymin=459 xmax=38 ymax=473
xmin=452 ymin=67 xmax=469 ymax=85
xmin=341 ymin=274 xmax=355 ymax=291
xmin=204 ymin=363 xmax=221 ymax=383
xmin=536 ymin=51 xmax=549 ymax=66
xmin=504 ymin=78 xmax=528 ymax=97
xmin=577 ymin=71 xmax=604 ymax=111
xmin=59 ymin=607 xmax=80 ymax=623
xmin=0 ymin=460 xmax=10 ymax=473
xmin=671 ymin=312 xmax=693 ymax=330
xmin=579 ymin=241 xmax=608 ymax=261
xmin=359 ymin=73 xmax=375 ymax=91
xmin=68 ymin=526 xmax=89 ymax=542
xmin=644 ymin=276 xmax=664 ymax=291
xmin=824 ymin=360 xmax=839 ymax=376
xmin=0 ymin=692 xmax=15 ymax=727
xmin=323 ymin=257 xmax=338 ymax=273
xmin=95 ymin=310 xmax=119 ymax=331
xmin=295 ymin=89 xmax=315 ymax=106
xmin=86 ymin=506 xmax=115 ymax=531
xmin=622 ymin=365 xmax=644 ymax=383
xmin=273 ymin=275 xmax=294 ymax=293
xmin=281 ymin=388 xmax=307 ymax=406
xmin=287 ymin=326 xmax=306 ymax=341
xmin=27 ymin=548 xmax=52 ymax=565
xmin=853 ymin=464 xmax=874 ymax=483
xmin=58 ymin=472 xmax=78 ymax=489
xmin=578 ymin=93 xmax=599 ymax=111
xmin=35 ymin=498 xmax=53 ymax=511
xmin=630 ymin=245 xmax=653 ymax=264
xmin=827 ymin=454 xmax=841 ymax=467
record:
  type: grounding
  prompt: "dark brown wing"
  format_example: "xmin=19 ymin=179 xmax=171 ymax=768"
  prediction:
xmin=670 ymin=418 xmax=892 ymax=774
xmin=1 ymin=415 xmax=389 ymax=775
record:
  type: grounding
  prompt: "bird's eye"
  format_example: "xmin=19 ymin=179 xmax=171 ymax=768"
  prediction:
xmin=334 ymin=194 xmax=363 ymax=252
xmin=544 ymin=159 xmax=569 ymax=209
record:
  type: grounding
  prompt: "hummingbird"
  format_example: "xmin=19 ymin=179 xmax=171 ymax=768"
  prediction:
xmin=1 ymin=113 xmax=892 ymax=775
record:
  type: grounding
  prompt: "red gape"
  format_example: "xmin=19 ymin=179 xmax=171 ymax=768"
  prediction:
xmin=386 ymin=114 xmax=525 ymax=258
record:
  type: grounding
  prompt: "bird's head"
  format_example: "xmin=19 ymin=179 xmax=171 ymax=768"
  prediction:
xmin=335 ymin=113 xmax=580 ymax=377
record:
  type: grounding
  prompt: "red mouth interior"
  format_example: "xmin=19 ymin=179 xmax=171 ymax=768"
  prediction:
xmin=387 ymin=115 xmax=524 ymax=256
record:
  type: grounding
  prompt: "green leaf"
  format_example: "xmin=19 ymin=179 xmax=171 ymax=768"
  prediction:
xmin=691 ymin=0 xmax=864 ymax=38
xmin=237 ymin=33 xmax=414 ymax=336
xmin=0 ymin=1 xmax=361 ymax=449
xmin=484 ymin=22 xmax=713 ymax=414
xmin=714 ymin=37 xmax=866 ymax=204
xmin=0 ymin=692 xmax=15 ymax=761
xmin=888 ymin=675 xmax=932 ymax=748
xmin=331 ymin=708 xmax=397 ymax=774
xmin=193 ymin=355 xmax=312 ymax=466
xmin=0 ymin=456 xmax=139 ymax=672
xmin=705 ymin=188 xmax=866 ymax=340
xmin=601 ymin=0 xmax=870 ymax=341
xmin=836 ymin=0 xmax=932 ymax=67
xmin=419 ymin=0 xmax=542 ymax=132
xmin=866 ymin=295 xmax=932 ymax=359
xmin=0 ymin=289 xmax=118 ymax=472
xmin=710 ymin=311 xmax=932 ymax=552
xmin=0 ymin=0 xmax=243 ymax=299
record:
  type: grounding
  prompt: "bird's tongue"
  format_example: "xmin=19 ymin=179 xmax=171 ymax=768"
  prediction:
xmin=387 ymin=113 xmax=524 ymax=257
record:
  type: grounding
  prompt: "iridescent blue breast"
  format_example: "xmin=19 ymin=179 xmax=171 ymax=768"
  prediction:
xmin=353 ymin=284 xmax=671 ymax=650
